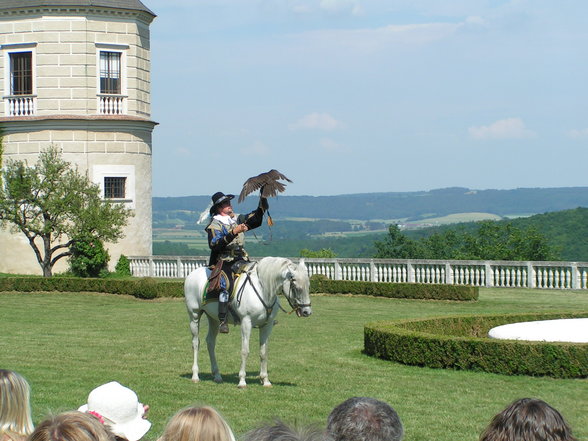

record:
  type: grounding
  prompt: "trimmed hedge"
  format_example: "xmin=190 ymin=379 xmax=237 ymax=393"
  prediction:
xmin=310 ymin=275 xmax=478 ymax=301
xmin=0 ymin=277 xmax=183 ymax=299
xmin=364 ymin=312 xmax=588 ymax=378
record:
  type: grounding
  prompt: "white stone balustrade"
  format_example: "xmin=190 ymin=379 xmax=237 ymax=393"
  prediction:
xmin=5 ymin=95 xmax=36 ymax=116
xmin=127 ymin=256 xmax=588 ymax=290
xmin=98 ymin=94 xmax=126 ymax=115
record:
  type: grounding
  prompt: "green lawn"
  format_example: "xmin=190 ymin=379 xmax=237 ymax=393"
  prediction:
xmin=1 ymin=289 xmax=587 ymax=441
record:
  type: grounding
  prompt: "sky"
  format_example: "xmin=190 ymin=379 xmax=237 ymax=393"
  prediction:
xmin=146 ymin=0 xmax=587 ymax=198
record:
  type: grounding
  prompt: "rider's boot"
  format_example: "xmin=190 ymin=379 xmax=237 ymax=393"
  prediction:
xmin=218 ymin=290 xmax=229 ymax=334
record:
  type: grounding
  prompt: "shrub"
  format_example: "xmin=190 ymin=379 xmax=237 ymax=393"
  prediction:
xmin=115 ymin=254 xmax=132 ymax=277
xmin=0 ymin=277 xmax=183 ymax=299
xmin=310 ymin=275 xmax=478 ymax=301
xmin=364 ymin=312 xmax=588 ymax=378
xmin=69 ymin=234 xmax=109 ymax=278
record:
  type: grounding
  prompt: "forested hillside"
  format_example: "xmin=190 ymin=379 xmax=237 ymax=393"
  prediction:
xmin=154 ymin=187 xmax=588 ymax=223
xmin=153 ymin=187 xmax=588 ymax=261
xmin=154 ymin=207 xmax=588 ymax=261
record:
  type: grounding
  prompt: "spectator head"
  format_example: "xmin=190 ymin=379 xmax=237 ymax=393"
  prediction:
xmin=480 ymin=398 xmax=577 ymax=441
xmin=327 ymin=397 xmax=403 ymax=441
xmin=29 ymin=411 xmax=113 ymax=441
xmin=242 ymin=419 xmax=323 ymax=441
xmin=158 ymin=406 xmax=235 ymax=441
xmin=0 ymin=369 xmax=34 ymax=439
xmin=78 ymin=381 xmax=151 ymax=441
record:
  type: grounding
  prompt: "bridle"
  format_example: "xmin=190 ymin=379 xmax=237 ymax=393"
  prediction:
xmin=282 ymin=278 xmax=311 ymax=317
xmin=236 ymin=265 xmax=311 ymax=320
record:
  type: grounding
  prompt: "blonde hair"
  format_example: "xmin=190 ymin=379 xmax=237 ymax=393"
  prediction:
xmin=29 ymin=411 xmax=114 ymax=441
xmin=159 ymin=406 xmax=235 ymax=441
xmin=0 ymin=370 xmax=34 ymax=438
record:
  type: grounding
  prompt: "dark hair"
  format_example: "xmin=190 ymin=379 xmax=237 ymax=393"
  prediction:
xmin=327 ymin=397 xmax=403 ymax=441
xmin=480 ymin=398 xmax=577 ymax=441
xmin=243 ymin=420 xmax=323 ymax=441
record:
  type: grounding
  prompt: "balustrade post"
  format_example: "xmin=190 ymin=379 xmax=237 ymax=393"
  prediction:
xmin=527 ymin=262 xmax=535 ymax=288
xmin=370 ymin=260 xmax=376 ymax=282
xmin=485 ymin=262 xmax=493 ymax=287
xmin=407 ymin=261 xmax=415 ymax=283
xmin=445 ymin=262 xmax=453 ymax=285
xmin=571 ymin=263 xmax=579 ymax=290
xmin=177 ymin=257 xmax=184 ymax=279
xmin=334 ymin=259 xmax=342 ymax=280
xmin=149 ymin=257 xmax=154 ymax=277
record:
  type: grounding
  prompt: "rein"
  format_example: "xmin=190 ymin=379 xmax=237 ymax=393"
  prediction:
xmin=237 ymin=266 xmax=277 ymax=324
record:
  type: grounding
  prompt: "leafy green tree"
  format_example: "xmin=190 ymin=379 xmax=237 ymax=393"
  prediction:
xmin=374 ymin=224 xmax=422 ymax=258
xmin=299 ymin=248 xmax=337 ymax=258
xmin=0 ymin=146 xmax=131 ymax=276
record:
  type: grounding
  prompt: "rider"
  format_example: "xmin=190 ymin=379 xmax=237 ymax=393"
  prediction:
xmin=205 ymin=192 xmax=268 ymax=334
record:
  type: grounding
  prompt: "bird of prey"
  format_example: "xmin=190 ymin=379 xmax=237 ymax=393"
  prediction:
xmin=238 ymin=169 xmax=293 ymax=203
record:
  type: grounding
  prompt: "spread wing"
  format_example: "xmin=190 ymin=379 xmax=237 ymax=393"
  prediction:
xmin=238 ymin=169 xmax=293 ymax=202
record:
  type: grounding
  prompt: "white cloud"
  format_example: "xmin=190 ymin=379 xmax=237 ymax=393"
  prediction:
xmin=289 ymin=112 xmax=344 ymax=131
xmin=240 ymin=141 xmax=270 ymax=156
xmin=319 ymin=0 xmax=363 ymax=16
xmin=319 ymin=137 xmax=346 ymax=152
xmin=468 ymin=118 xmax=536 ymax=140
xmin=567 ymin=128 xmax=588 ymax=139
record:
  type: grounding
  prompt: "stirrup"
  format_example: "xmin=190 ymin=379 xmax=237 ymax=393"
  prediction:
xmin=219 ymin=321 xmax=229 ymax=334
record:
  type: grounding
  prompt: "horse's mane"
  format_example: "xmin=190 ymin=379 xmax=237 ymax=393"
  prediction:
xmin=256 ymin=257 xmax=308 ymax=298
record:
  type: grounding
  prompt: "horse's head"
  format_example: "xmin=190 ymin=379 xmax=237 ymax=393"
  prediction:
xmin=282 ymin=259 xmax=312 ymax=317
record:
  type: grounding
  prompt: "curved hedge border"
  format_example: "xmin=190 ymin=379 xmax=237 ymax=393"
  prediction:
xmin=311 ymin=276 xmax=478 ymax=301
xmin=364 ymin=312 xmax=588 ymax=378
xmin=0 ymin=277 xmax=183 ymax=299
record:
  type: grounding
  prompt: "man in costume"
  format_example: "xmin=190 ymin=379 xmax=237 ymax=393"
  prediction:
xmin=205 ymin=191 xmax=268 ymax=333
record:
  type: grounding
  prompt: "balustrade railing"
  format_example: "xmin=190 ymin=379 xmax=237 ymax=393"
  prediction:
xmin=5 ymin=95 xmax=36 ymax=116
xmin=97 ymin=94 xmax=126 ymax=115
xmin=128 ymin=256 xmax=588 ymax=290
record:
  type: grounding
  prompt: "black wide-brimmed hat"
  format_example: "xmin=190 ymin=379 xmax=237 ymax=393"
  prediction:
xmin=209 ymin=192 xmax=234 ymax=215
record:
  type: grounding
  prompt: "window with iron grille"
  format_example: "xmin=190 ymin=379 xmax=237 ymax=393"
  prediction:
xmin=104 ymin=177 xmax=126 ymax=199
xmin=10 ymin=52 xmax=32 ymax=95
xmin=99 ymin=51 xmax=121 ymax=94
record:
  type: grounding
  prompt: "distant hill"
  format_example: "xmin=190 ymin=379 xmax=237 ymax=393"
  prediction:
xmin=154 ymin=187 xmax=588 ymax=222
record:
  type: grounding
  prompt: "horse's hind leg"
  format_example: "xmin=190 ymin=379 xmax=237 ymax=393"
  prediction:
xmin=188 ymin=310 xmax=203 ymax=383
xmin=206 ymin=315 xmax=223 ymax=383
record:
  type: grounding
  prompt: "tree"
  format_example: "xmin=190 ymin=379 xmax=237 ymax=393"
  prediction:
xmin=299 ymin=248 xmax=337 ymax=258
xmin=374 ymin=224 xmax=422 ymax=258
xmin=0 ymin=146 xmax=131 ymax=276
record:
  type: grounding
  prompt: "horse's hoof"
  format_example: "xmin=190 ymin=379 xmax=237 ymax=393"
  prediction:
xmin=237 ymin=383 xmax=247 ymax=389
xmin=263 ymin=383 xmax=273 ymax=388
xmin=213 ymin=377 xmax=223 ymax=384
xmin=191 ymin=378 xmax=200 ymax=383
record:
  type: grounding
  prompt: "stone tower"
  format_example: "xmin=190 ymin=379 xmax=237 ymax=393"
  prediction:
xmin=0 ymin=0 xmax=156 ymax=274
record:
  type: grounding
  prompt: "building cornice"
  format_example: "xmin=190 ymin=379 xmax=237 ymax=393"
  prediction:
xmin=0 ymin=114 xmax=158 ymax=133
xmin=0 ymin=5 xmax=155 ymax=24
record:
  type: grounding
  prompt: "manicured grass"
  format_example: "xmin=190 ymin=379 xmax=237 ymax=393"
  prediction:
xmin=1 ymin=289 xmax=587 ymax=441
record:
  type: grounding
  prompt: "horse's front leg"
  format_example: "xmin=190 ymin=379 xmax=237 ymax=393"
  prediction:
xmin=238 ymin=317 xmax=252 ymax=388
xmin=259 ymin=322 xmax=274 ymax=387
xmin=206 ymin=315 xmax=223 ymax=383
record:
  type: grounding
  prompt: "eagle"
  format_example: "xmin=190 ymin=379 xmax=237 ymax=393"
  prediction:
xmin=238 ymin=169 xmax=293 ymax=203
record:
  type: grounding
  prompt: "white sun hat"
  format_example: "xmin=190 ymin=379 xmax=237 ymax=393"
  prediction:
xmin=78 ymin=381 xmax=151 ymax=441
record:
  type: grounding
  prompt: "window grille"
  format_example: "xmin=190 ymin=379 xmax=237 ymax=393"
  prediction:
xmin=104 ymin=177 xmax=126 ymax=199
xmin=100 ymin=51 xmax=121 ymax=94
xmin=10 ymin=52 xmax=32 ymax=95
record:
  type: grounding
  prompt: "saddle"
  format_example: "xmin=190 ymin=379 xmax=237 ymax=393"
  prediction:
xmin=204 ymin=261 xmax=254 ymax=303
